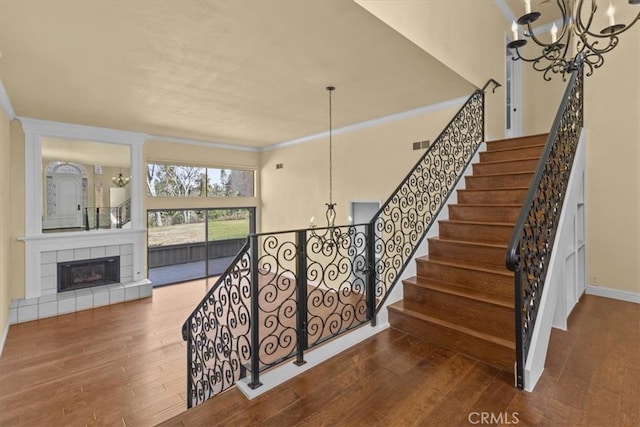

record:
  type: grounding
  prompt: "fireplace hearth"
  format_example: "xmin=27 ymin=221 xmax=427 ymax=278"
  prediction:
xmin=58 ymin=256 xmax=120 ymax=292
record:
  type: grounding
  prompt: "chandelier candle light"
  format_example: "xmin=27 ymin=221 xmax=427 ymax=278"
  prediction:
xmin=112 ymin=169 xmax=130 ymax=188
xmin=508 ymin=0 xmax=640 ymax=80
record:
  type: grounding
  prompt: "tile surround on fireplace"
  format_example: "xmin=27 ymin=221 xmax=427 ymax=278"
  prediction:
xmin=16 ymin=229 xmax=152 ymax=324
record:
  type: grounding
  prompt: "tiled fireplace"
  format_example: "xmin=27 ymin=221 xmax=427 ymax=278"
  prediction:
xmin=15 ymin=117 xmax=151 ymax=325
xmin=57 ymin=256 xmax=121 ymax=292
xmin=12 ymin=230 xmax=152 ymax=324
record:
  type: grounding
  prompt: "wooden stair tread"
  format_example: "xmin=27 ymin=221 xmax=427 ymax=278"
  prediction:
xmin=482 ymin=143 xmax=545 ymax=154
xmin=403 ymin=276 xmax=512 ymax=308
xmin=466 ymin=171 xmax=534 ymax=178
xmin=439 ymin=219 xmax=516 ymax=227
xmin=389 ymin=301 xmax=515 ymax=349
xmin=429 ymin=237 xmax=507 ymax=250
xmin=486 ymin=133 xmax=547 ymax=145
xmin=427 ymin=255 xmax=506 ymax=271
xmin=478 ymin=157 xmax=541 ymax=165
xmin=417 ymin=255 xmax=512 ymax=276
xmin=388 ymin=134 xmax=545 ymax=376
xmin=454 ymin=203 xmax=522 ymax=207
xmin=458 ymin=187 xmax=528 ymax=192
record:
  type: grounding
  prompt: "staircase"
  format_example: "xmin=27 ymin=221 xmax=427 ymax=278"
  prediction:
xmin=388 ymin=133 xmax=547 ymax=374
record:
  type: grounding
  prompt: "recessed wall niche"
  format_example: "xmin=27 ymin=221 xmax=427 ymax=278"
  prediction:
xmin=41 ymin=137 xmax=130 ymax=232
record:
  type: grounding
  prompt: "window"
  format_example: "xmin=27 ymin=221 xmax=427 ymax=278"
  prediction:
xmin=147 ymin=208 xmax=255 ymax=286
xmin=146 ymin=164 xmax=254 ymax=197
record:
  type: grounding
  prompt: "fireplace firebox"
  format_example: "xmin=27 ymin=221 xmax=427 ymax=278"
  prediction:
xmin=58 ymin=256 xmax=120 ymax=292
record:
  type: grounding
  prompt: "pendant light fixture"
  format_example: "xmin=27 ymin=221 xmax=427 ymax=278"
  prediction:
xmin=309 ymin=86 xmax=349 ymax=248
xmin=112 ymin=168 xmax=130 ymax=188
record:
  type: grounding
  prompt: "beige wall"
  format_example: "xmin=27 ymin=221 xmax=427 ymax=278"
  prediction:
xmin=355 ymin=0 xmax=508 ymax=140
xmin=261 ymin=105 xmax=459 ymax=233
xmin=521 ymin=67 xmax=565 ymax=136
xmin=356 ymin=1 xmax=640 ymax=294
xmin=0 ymin=112 xmax=25 ymax=337
xmin=10 ymin=121 xmax=25 ymax=301
xmin=518 ymin=7 xmax=640 ymax=293
xmin=583 ymin=26 xmax=640 ymax=293
xmin=0 ymin=105 xmax=11 ymax=341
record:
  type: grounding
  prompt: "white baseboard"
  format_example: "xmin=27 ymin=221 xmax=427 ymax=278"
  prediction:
xmin=586 ymin=284 xmax=640 ymax=304
xmin=0 ymin=316 xmax=9 ymax=358
xmin=237 ymin=322 xmax=389 ymax=399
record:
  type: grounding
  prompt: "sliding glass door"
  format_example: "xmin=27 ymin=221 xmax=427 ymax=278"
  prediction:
xmin=147 ymin=208 xmax=255 ymax=287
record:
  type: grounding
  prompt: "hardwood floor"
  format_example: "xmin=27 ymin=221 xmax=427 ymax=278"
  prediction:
xmin=0 ymin=286 xmax=638 ymax=426
xmin=163 ymin=294 xmax=640 ymax=427
xmin=0 ymin=279 xmax=216 ymax=426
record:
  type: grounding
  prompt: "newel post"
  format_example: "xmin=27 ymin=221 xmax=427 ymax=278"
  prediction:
xmin=295 ymin=230 xmax=308 ymax=366
xmin=366 ymin=221 xmax=377 ymax=327
xmin=248 ymin=234 xmax=262 ymax=389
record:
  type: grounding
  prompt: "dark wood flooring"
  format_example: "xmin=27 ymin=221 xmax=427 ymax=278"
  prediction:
xmin=0 ymin=281 xmax=637 ymax=426
xmin=163 ymin=294 xmax=640 ymax=427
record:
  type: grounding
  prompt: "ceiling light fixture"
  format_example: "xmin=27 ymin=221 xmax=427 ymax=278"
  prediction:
xmin=508 ymin=0 xmax=639 ymax=80
xmin=112 ymin=169 xmax=130 ymax=188
xmin=309 ymin=86 xmax=349 ymax=248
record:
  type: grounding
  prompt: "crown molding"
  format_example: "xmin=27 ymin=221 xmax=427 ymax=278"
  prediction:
xmin=16 ymin=95 xmax=469 ymax=153
xmin=261 ymin=95 xmax=468 ymax=152
xmin=18 ymin=117 xmax=146 ymax=146
xmin=147 ymin=134 xmax=260 ymax=152
xmin=493 ymin=0 xmax=515 ymax=23
xmin=0 ymin=80 xmax=16 ymax=120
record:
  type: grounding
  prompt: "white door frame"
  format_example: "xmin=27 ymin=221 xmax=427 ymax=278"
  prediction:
xmin=506 ymin=39 xmax=523 ymax=137
xmin=43 ymin=163 xmax=86 ymax=229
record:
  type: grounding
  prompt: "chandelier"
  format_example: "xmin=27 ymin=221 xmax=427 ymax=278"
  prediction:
xmin=112 ymin=169 xmax=130 ymax=188
xmin=508 ymin=0 xmax=640 ymax=80
xmin=309 ymin=86 xmax=349 ymax=248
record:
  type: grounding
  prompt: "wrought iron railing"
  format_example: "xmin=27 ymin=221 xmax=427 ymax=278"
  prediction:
xmin=182 ymin=79 xmax=499 ymax=408
xmin=182 ymin=223 xmax=371 ymax=408
xmin=506 ymin=65 xmax=584 ymax=389
xmin=83 ymin=200 xmax=131 ymax=230
xmin=84 ymin=207 xmax=112 ymax=230
xmin=370 ymin=81 xmax=497 ymax=314
xmin=182 ymin=241 xmax=252 ymax=407
xmin=116 ymin=198 xmax=131 ymax=227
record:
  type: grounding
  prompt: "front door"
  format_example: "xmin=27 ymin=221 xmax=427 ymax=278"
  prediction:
xmin=44 ymin=173 xmax=83 ymax=229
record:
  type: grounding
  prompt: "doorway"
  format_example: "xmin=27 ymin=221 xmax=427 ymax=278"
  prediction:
xmin=43 ymin=162 xmax=86 ymax=230
xmin=506 ymin=43 xmax=523 ymax=137
xmin=350 ymin=201 xmax=380 ymax=225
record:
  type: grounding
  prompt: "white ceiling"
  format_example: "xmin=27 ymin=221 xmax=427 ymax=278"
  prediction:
xmin=0 ymin=0 xmax=476 ymax=149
